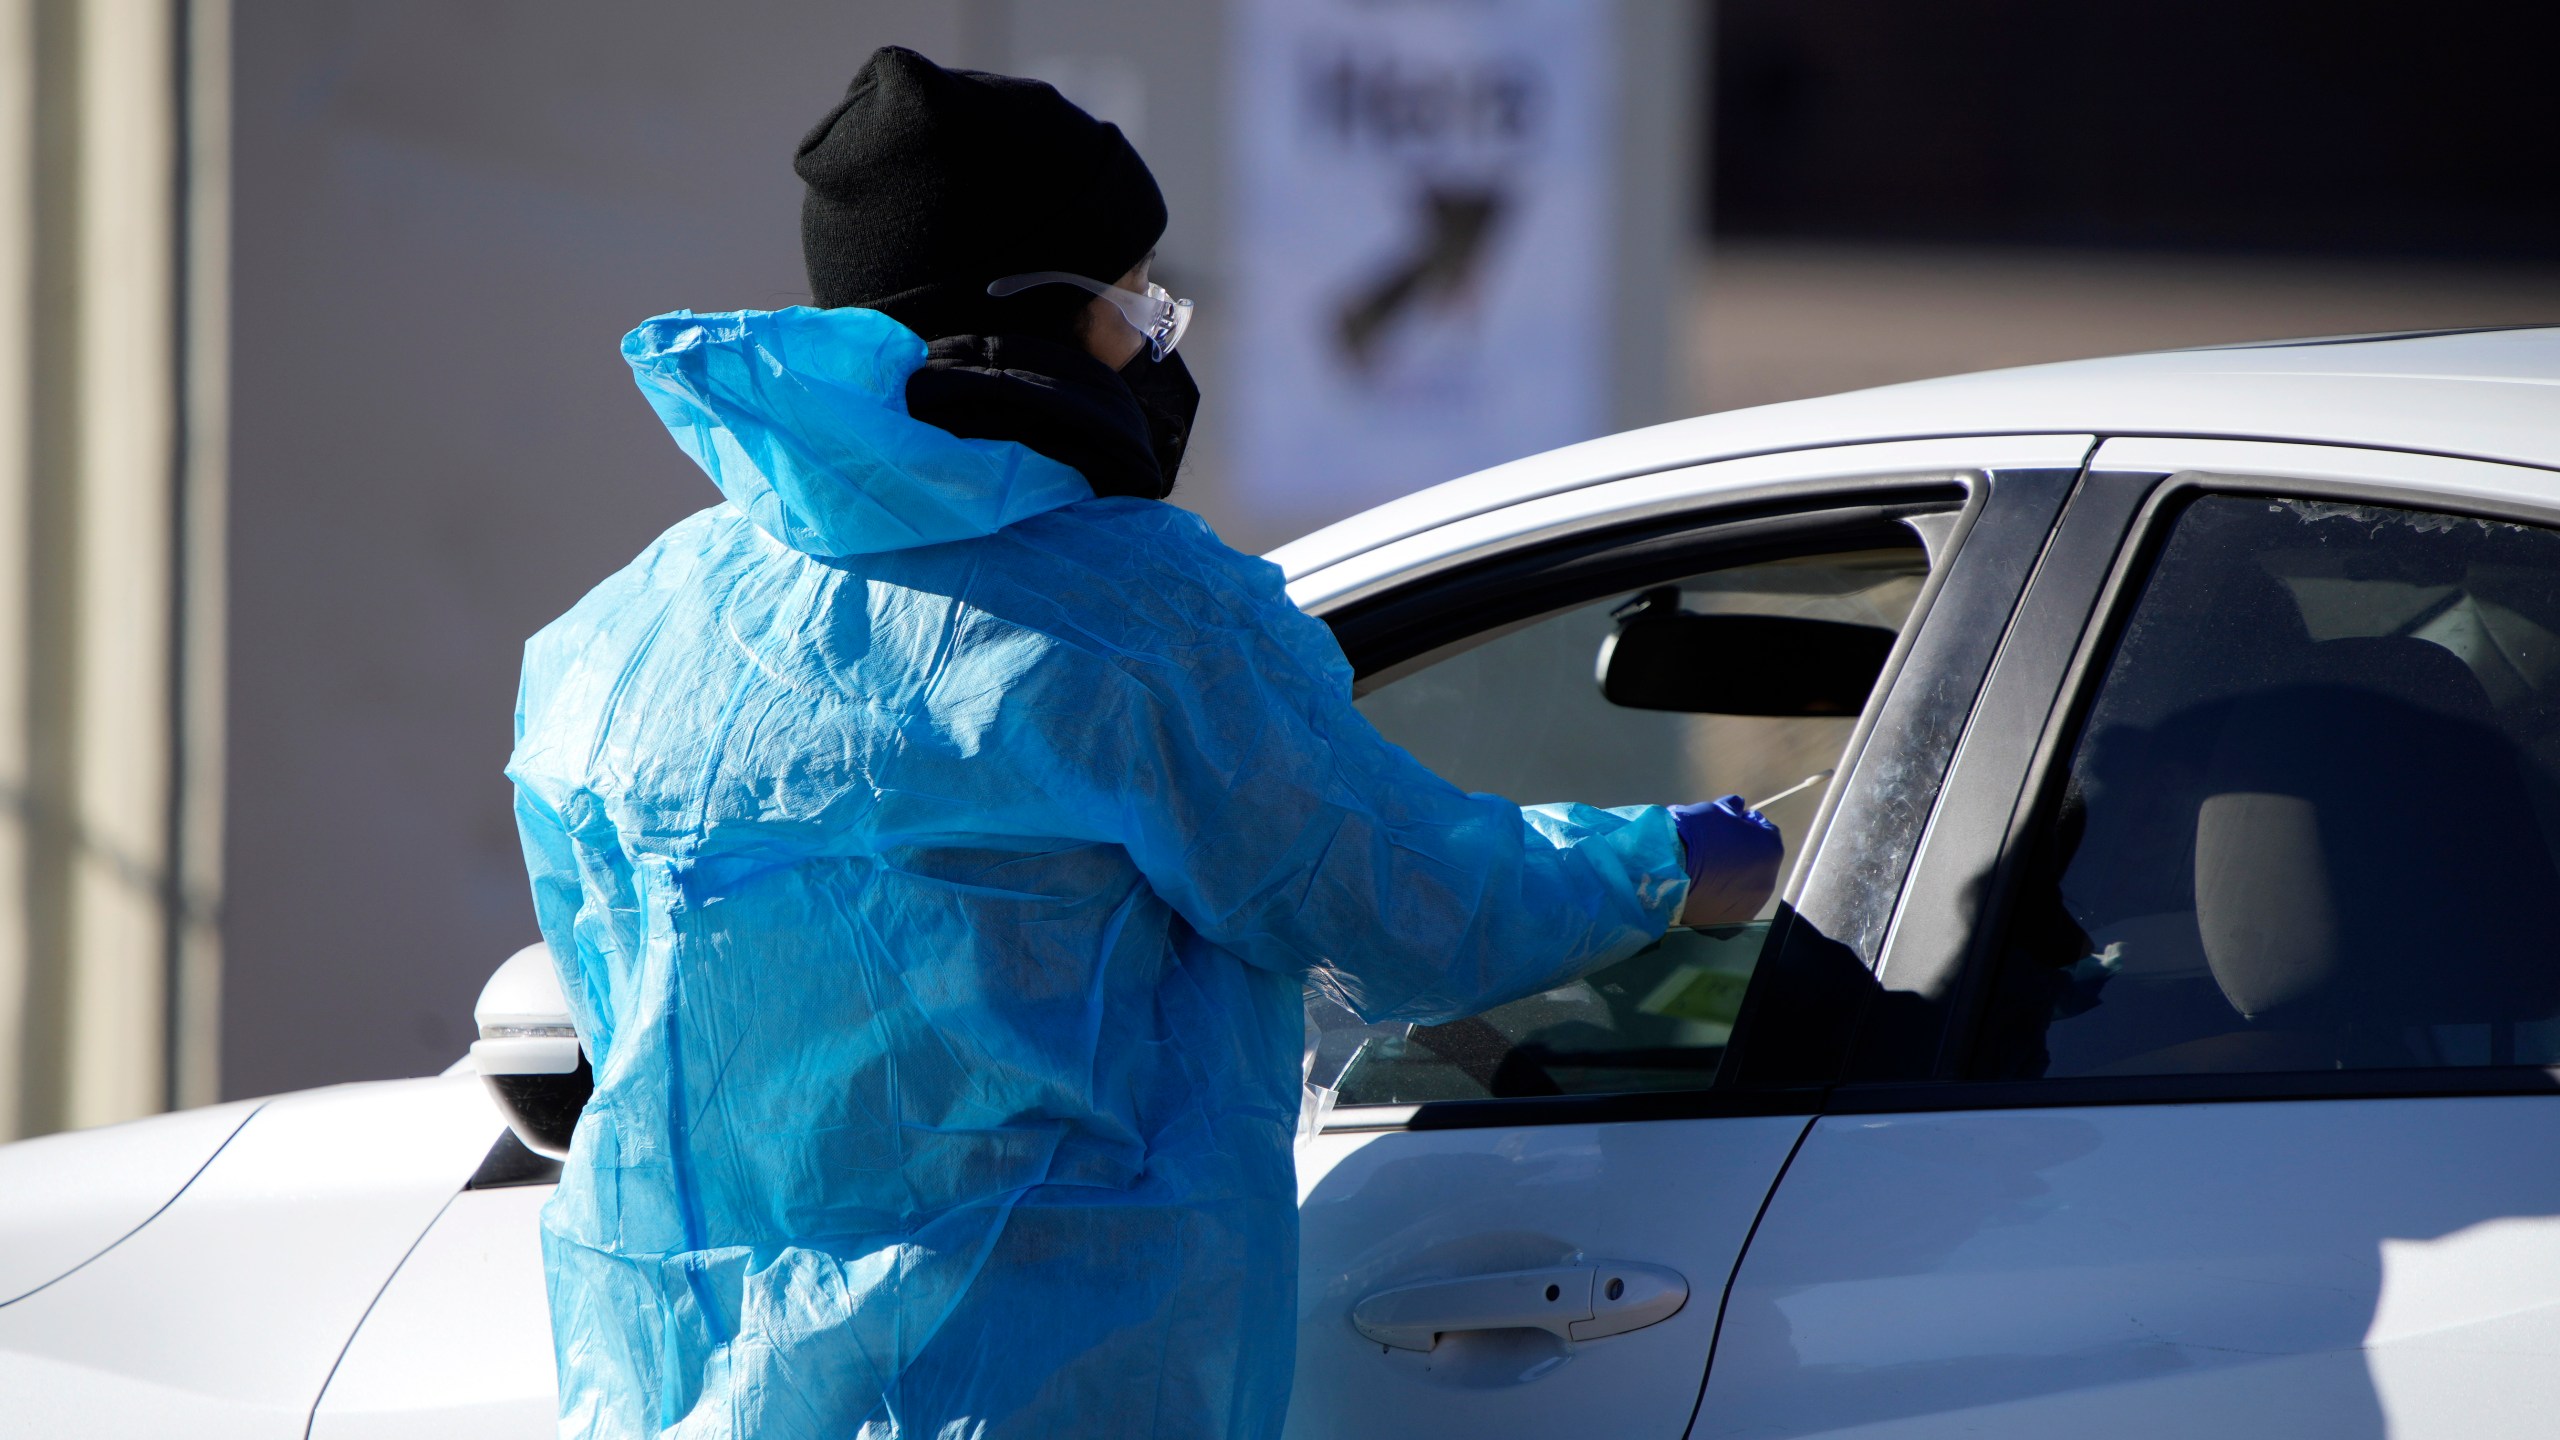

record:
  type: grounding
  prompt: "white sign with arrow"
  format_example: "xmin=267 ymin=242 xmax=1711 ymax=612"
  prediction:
xmin=1229 ymin=0 xmax=1615 ymax=532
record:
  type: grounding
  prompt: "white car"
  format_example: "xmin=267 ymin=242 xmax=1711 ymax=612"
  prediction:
xmin=10 ymin=326 xmax=2560 ymax=1439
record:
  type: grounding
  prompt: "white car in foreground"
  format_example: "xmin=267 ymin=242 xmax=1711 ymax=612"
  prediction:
xmin=11 ymin=326 xmax=2560 ymax=1438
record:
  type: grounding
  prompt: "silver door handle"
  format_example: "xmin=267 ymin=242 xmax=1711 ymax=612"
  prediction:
xmin=1351 ymin=1261 xmax=1688 ymax=1351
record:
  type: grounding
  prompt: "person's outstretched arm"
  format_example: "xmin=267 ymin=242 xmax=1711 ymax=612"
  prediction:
xmin=1085 ymin=537 xmax=1777 ymax=1025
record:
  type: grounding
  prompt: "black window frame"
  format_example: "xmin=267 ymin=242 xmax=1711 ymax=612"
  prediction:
xmin=1856 ymin=464 xmax=2560 ymax=1112
xmin=1301 ymin=459 xmax=2085 ymax=1131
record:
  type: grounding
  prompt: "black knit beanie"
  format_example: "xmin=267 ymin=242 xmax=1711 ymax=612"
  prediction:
xmin=795 ymin=47 xmax=1168 ymax=342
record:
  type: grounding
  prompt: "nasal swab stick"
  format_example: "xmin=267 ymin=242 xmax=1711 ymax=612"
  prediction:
xmin=1749 ymin=769 xmax=1835 ymax=812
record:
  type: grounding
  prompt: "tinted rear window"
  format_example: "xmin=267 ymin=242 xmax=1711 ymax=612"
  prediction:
xmin=1978 ymin=495 xmax=2560 ymax=1079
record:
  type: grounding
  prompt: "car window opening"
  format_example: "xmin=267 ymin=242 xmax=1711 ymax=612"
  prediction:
xmin=1311 ymin=542 xmax=1931 ymax=1108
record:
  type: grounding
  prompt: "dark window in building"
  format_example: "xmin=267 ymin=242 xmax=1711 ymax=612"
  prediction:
xmin=1711 ymin=0 xmax=2560 ymax=261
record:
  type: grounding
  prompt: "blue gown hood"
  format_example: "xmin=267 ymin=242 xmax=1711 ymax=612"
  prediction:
xmin=622 ymin=306 xmax=1093 ymax=557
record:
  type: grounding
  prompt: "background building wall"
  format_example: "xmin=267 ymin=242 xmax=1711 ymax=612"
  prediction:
xmin=222 ymin=2 xmax=974 ymax=1097
xmin=1699 ymin=0 xmax=2560 ymax=411
xmin=1711 ymin=0 xmax=2560 ymax=259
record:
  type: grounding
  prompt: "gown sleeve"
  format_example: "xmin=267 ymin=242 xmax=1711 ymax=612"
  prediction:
xmin=1100 ymin=543 xmax=1690 ymax=1025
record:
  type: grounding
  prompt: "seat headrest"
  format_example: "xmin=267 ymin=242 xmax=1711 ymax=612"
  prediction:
xmin=2193 ymin=637 xmax=2560 ymax=1027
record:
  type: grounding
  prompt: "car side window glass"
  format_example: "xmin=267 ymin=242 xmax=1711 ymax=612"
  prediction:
xmin=1978 ymin=495 xmax=2560 ymax=1080
xmin=1309 ymin=546 xmax=1929 ymax=1105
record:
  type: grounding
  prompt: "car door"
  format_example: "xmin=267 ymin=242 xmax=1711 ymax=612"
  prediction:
xmin=1282 ymin=437 xmax=2091 ymax=1440
xmin=1702 ymin=438 xmax=2560 ymax=1439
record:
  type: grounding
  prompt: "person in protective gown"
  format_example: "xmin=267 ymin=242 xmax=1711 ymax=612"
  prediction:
xmin=508 ymin=46 xmax=1783 ymax=1440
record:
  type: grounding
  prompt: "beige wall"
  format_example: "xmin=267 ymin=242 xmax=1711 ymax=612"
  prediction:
xmin=0 ymin=0 xmax=222 ymax=1140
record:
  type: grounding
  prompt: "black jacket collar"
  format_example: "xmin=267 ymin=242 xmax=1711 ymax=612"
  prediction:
xmin=902 ymin=334 xmax=1167 ymax=501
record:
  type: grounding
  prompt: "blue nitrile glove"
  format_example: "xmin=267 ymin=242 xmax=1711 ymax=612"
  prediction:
xmin=1671 ymin=795 xmax=1784 ymax=926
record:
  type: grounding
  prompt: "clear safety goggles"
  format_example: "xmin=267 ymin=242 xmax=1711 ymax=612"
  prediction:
xmin=985 ymin=271 xmax=1195 ymax=360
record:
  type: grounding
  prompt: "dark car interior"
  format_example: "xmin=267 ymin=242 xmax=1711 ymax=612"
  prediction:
xmin=1979 ymin=495 xmax=2560 ymax=1079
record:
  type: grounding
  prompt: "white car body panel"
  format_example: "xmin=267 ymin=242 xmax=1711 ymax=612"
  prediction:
xmin=310 ymin=1184 xmax=556 ymax=1439
xmin=1699 ymin=1098 xmax=2560 ymax=1439
xmin=1289 ymin=1116 xmax=1810 ymax=1440
xmin=0 ymin=1098 xmax=259 ymax=1303
xmin=2093 ymin=434 xmax=2560 ymax=511
xmin=1283 ymin=434 xmax=2095 ymax=614
xmin=0 ymin=1077 xmax=501 ymax=1438
xmin=1271 ymin=328 xmax=2560 ymax=584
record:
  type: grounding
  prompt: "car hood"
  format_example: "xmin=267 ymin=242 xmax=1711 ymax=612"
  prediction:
xmin=0 ymin=1099 xmax=261 ymax=1305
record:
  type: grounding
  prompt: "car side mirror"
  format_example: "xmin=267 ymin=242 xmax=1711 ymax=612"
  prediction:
xmin=1595 ymin=586 xmax=1897 ymax=716
xmin=471 ymin=943 xmax=591 ymax=1160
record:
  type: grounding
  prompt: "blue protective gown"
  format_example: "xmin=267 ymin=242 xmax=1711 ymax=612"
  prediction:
xmin=508 ymin=305 xmax=1691 ymax=1440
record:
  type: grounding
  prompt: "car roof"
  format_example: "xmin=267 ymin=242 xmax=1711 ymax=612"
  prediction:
xmin=1269 ymin=325 xmax=2560 ymax=581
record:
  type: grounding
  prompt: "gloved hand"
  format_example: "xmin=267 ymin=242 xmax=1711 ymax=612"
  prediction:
xmin=1671 ymin=795 xmax=1783 ymax=927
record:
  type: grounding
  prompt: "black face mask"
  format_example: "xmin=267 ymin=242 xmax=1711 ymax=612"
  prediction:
xmin=1118 ymin=346 xmax=1200 ymax=495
